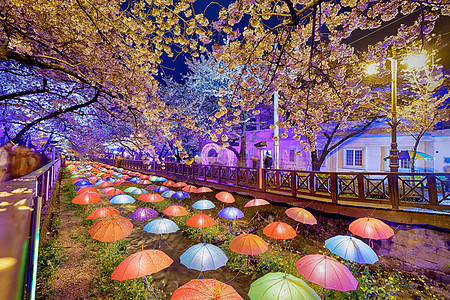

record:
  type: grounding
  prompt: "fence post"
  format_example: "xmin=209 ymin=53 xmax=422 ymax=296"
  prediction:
xmin=275 ymin=170 xmax=280 ymax=190
xmin=262 ymin=169 xmax=267 ymax=191
xmin=291 ymin=171 xmax=296 ymax=197
xmin=330 ymin=173 xmax=338 ymax=204
xmin=427 ymin=175 xmax=439 ymax=206
xmin=387 ymin=173 xmax=400 ymax=209
xmin=218 ymin=166 xmax=222 ymax=184
xmin=357 ymin=173 xmax=365 ymax=202
xmin=309 ymin=172 xmax=315 ymax=195
xmin=235 ymin=167 xmax=239 ymax=187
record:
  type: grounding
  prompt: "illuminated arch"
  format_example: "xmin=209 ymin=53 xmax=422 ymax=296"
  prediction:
xmin=201 ymin=143 xmax=237 ymax=166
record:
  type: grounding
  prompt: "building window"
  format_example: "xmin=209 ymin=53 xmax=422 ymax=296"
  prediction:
xmin=345 ymin=149 xmax=363 ymax=167
xmin=289 ymin=150 xmax=295 ymax=162
xmin=399 ymin=158 xmax=411 ymax=169
xmin=444 ymin=157 xmax=450 ymax=163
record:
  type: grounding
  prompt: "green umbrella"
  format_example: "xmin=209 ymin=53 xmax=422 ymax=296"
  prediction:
xmin=248 ymin=272 xmax=320 ymax=300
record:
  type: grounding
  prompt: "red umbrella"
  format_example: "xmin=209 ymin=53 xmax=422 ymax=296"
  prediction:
xmin=195 ymin=187 xmax=213 ymax=193
xmin=182 ymin=185 xmax=198 ymax=193
xmin=138 ymin=193 xmax=165 ymax=203
xmin=173 ymin=181 xmax=187 ymax=187
xmin=163 ymin=205 xmax=188 ymax=217
xmin=138 ymin=180 xmax=152 ymax=184
xmin=349 ymin=217 xmax=394 ymax=240
xmin=98 ymin=181 xmax=114 ymax=187
xmin=72 ymin=191 xmax=101 ymax=210
xmin=100 ymin=187 xmax=125 ymax=195
xmin=215 ymin=191 xmax=235 ymax=203
xmin=285 ymin=207 xmax=317 ymax=231
xmin=116 ymin=181 xmax=133 ymax=187
xmin=171 ymin=279 xmax=243 ymax=300
xmin=163 ymin=180 xmax=176 ymax=187
xmin=89 ymin=215 xmax=133 ymax=242
xmin=186 ymin=214 xmax=215 ymax=228
xmin=86 ymin=207 xmax=120 ymax=220
xmin=111 ymin=249 xmax=173 ymax=281
xmin=295 ymin=254 xmax=358 ymax=293
xmin=263 ymin=222 xmax=297 ymax=240
xmin=76 ymin=186 xmax=99 ymax=194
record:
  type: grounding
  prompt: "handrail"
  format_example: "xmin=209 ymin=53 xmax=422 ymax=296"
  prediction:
xmin=0 ymin=160 xmax=61 ymax=300
xmin=97 ymin=158 xmax=450 ymax=212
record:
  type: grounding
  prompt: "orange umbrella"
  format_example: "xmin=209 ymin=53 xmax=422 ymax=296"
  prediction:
xmin=163 ymin=180 xmax=176 ymax=187
xmin=89 ymin=215 xmax=133 ymax=242
xmin=163 ymin=205 xmax=188 ymax=217
xmin=98 ymin=181 xmax=114 ymax=187
xmin=100 ymin=187 xmax=125 ymax=195
xmin=72 ymin=191 xmax=101 ymax=206
xmin=349 ymin=217 xmax=394 ymax=240
xmin=182 ymin=185 xmax=198 ymax=193
xmin=173 ymin=181 xmax=187 ymax=187
xmin=76 ymin=186 xmax=99 ymax=194
xmin=86 ymin=207 xmax=120 ymax=220
xmin=285 ymin=207 xmax=317 ymax=228
xmin=195 ymin=187 xmax=213 ymax=193
xmin=186 ymin=214 xmax=215 ymax=228
xmin=138 ymin=193 xmax=165 ymax=203
xmin=171 ymin=279 xmax=243 ymax=300
xmin=263 ymin=222 xmax=297 ymax=240
xmin=111 ymin=249 xmax=173 ymax=281
xmin=229 ymin=234 xmax=268 ymax=256
xmin=215 ymin=191 xmax=235 ymax=203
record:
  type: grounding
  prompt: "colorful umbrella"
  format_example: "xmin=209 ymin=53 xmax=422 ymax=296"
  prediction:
xmin=349 ymin=217 xmax=394 ymax=240
xmin=124 ymin=187 xmax=139 ymax=193
xmin=86 ymin=207 xmax=120 ymax=220
xmin=215 ymin=191 xmax=235 ymax=203
xmin=129 ymin=208 xmax=158 ymax=221
xmin=153 ymin=186 xmax=169 ymax=192
xmin=76 ymin=186 xmax=99 ymax=194
xmin=138 ymin=193 xmax=165 ymax=203
xmin=143 ymin=218 xmax=179 ymax=248
xmin=325 ymin=235 xmax=379 ymax=264
xmin=192 ymin=199 xmax=216 ymax=210
xmin=180 ymin=242 xmax=228 ymax=272
xmin=100 ymin=187 xmax=125 ymax=195
xmin=186 ymin=214 xmax=216 ymax=228
xmin=171 ymin=279 xmax=243 ymax=300
xmin=155 ymin=177 xmax=167 ymax=182
xmin=72 ymin=191 xmax=101 ymax=205
xmin=295 ymin=254 xmax=358 ymax=292
xmin=144 ymin=184 xmax=158 ymax=191
xmin=248 ymin=272 xmax=320 ymax=300
xmin=89 ymin=215 xmax=133 ymax=242
xmin=383 ymin=150 xmax=433 ymax=161
xmin=195 ymin=187 xmax=213 ymax=193
xmin=74 ymin=180 xmax=92 ymax=186
xmin=244 ymin=199 xmax=270 ymax=208
xmin=182 ymin=185 xmax=198 ymax=193
xmin=263 ymin=222 xmax=297 ymax=240
xmin=129 ymin=188 xmax=148 ymax=195
xmin=163 ymin=180 xmax=176 ymax=187
xmin=161 ymin=190 xmax=176 ymax=198
xmin=111 ymin=249 xmax=173 ymax=281
xmin=138 ymin=180 xmax=152 ymax=184
xmin=171 ymin=191 xmax=190 ymax=199
xmin=149 ymin=176 xmax=159 ymax=181
xmin=285 ymin=207 xmax=317 ymax=225
xmin=109 ymin=194 xmax=135 ymax=204
xmin=116 ymin=181 xmax=133 ymax=187
xmin=217 ymin=207 xmax=244 ymax=220
xmin=163 ymin=205 xmax=189 ymax=217
xmin=229 ymin=234 xmax=268 ymax=256
xmin=173 ymin=182 xmax=188 ymax=187
xmin=98 ymin=181 xmax=114 ymax=187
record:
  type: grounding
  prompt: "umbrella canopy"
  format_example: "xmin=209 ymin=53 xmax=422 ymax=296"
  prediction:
xmin=129 ymin=188 xmax=148 ymax=195
xmin=349 ymin=217 xmax=394 ymax=240
xmin=163 ymin=205 xmax=189 ymax=217
xmin=163 ymin=180 xmax=176 ymax=187
xmin=186 ymin=214 xmax=216 ymax=228
xmin=138 ymin=180 xmax=152 ymax=184
xmin=182 ymin=185 xmax=198 ymax=193
xmin=171 ymin=279 xmax=243 ymax=300
xmin=111 ymin=249 xmax=173 ymax=281
xmin=72 ymin=191 xmax=101 ymax=205
xmin=86 ymin=207 xmax=120 ymax=220
xmin=116 ymin=181 xmax=134 ymax=186
xmin=100 ymin=187 xmax=125 ymax=195
xmin=155 ymin=177 xmax=167 ymax=182
xmin=244 ymin=199 xmax=270 ymax=207
xmin=217 ymin=207 xmax=244 ymax=220
xmin=74 ymin=180 xmax=92 ymax=186
xmin=109 ymin=194 xmax=136 ymax=204
xmin=215 ymin=191 xmax=235 ymax=203
xmin=161 ymin=190 xmax=176 ymax=198
xmin=195 ymin=187 xmax=213 ymax=193
xmin=149 ymin=176 xmax=160 ymax=181
xmin=192 ymin=200 xmax=216 ymax=210
xmin=89 ymin=215 xmax=133 ymax=242
xmin=248 ymin=272 xmax=320 ymax=300
xmin=124 ymin=187 xmax=139 ymax=193
xmin=153 ymin=186 xmax=169 ymax=192
xmin=325 ymin=235 xmax=379 ymax=264
xmin=383 ymin=150 xmax=433 ymax=161
xmin=229 ymin=234 xmax=268 ymax=255
xmin=180 ymin=242 xmax=228 ymax=272
xmin=173 ymin=182 xmax=188 ymax=187
xmin=98 ymin=181 xmax=114 ymax=187
xmin=130 ymin=208 xmax=159 ymax=221
xmin=138 ymin=193 xmax=165 ymax=203
xmin=144 ymin=184 xmax=158 ymax=191
xmin=171 ymin=191 xmax=190 ymax=199
xmin=76 ymin=186 xmax=99 ymax=194
xmin=263 ymin=222 xmax=297 ymax=240
xmin=295 ymin=254 xmax=358 ymax=292
xmin=285 ymin=207 xmax=317 ymax=225
xmin=143 ymin=218 xmax=179 ymax=234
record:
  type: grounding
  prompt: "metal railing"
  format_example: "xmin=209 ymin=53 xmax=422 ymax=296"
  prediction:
xmin=99 ymin=158 xmax=450 ymax=211
xmin=0 ymin=159 xmax=61 ymax=300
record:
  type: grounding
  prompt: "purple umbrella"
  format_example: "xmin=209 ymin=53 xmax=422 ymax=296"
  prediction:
xmin=153 ymin=186 xmax=169 ymax=192
xmin=129 ymin=207 xmax=158 ymax=221
xmin=145 ymin=184 xmax=158 ymax=191
xmin=171 ymin=191 xmax=190 ymax=199
xmin=217 ymin=207 xmax=244 ymax=231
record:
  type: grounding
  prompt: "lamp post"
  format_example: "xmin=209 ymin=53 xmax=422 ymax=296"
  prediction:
xmin=387 ymin=57 xmax=399 ymax=172
xmin=273 ymin=91 xmax=280 ymax=169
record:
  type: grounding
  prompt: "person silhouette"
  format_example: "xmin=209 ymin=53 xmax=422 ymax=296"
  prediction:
xmin=264 ymin=154 xmax=273 ymax=169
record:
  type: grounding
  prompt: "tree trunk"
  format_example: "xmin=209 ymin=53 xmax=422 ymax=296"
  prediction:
xmin=411 ymin=138 xmax=421 ymax=173
xmin=238 ymin=112 xmax=248 ymax=167
xmin=311 ymin=150 xmax=320 ymax=171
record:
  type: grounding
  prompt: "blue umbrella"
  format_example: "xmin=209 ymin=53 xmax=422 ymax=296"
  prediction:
xmin=180 ymin=242 xmax=228 ymax=272
xmin=130 ymin=177 xmax=141 ymax=183
xmin=149 ymin=176 xmax=159 ymax=181
xmin=155 ymin=177 xmax=167 ymax=182
xmin=94 ymin=180 xmax=106 ymax=186
xmin=153 ymin=186 xmax=169 ymax=192
xmin=144 ymin=218 xmax=179 ymax=248
xmin=171 ymin=191 xmax=190 ymax=199
xmin=217 ymin=207 xmax=244 ymax=220
xmin=161 ymin=190 xmax=176 ymax=198
xmin=124 ymin=187 xmax=139 ymax=193
xmin=74 ymin=180 xmax=92 ymax=186
xmin=109 ymin=194 xmax=136 ymax=204
xmin=129 ymin=188 xmax=148 ymax=195
xmin=325 ymin=235 xmax=379 ymax=264
xmin=192 ymin=200 xmax=215 ymax=210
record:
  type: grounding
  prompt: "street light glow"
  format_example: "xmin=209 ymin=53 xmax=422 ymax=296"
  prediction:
xmin=404 ymin=53 xmax=428 ymax=70
xmin=366 ymin=63 xmax=378 ymax=75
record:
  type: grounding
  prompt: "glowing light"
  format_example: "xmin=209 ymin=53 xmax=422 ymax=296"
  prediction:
xmin=366 ymin=63 xmax=378 ymax=75
xmin=404 ymin=53 xmax=428 ymax=70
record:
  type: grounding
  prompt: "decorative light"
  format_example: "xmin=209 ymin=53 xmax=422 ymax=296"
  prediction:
xmin=404 ymin=53 xmax=428 ymax=70
xmin=366 ymin=63 xmax=378 ymax=75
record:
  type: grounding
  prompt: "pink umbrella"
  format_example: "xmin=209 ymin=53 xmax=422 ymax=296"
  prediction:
xmin=244 ymin=198 xmax=270 ymax=221
xmin=285 ymin=207 xmax=317 ymax=232
xmin=295 ymin=254 xmax=358 ymax=298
